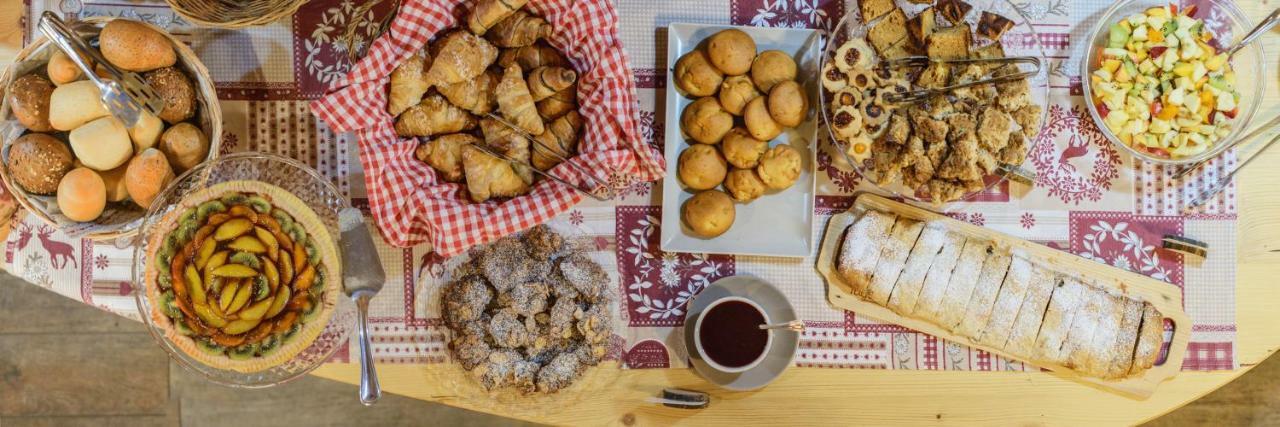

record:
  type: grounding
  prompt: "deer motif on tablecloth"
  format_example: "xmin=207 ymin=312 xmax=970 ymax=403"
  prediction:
xmin=15 ymin=223 xmax=77 ymax=269
xmin=1058 ymin=133 xmax=1090 ymax=172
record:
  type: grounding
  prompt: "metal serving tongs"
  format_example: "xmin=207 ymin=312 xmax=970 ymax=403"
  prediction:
xmin=37 ymin=12 xmax=164 ymax=127
xmin=881 ymin=55 xmax=1042 ymax=104
xmin=1184 ymin=129 xmax=1280 ymax=211
xmin=480 ymin=113 xmax=615 ymax=201
xmin=1174 ymin=113 xmax=1280 ymax=180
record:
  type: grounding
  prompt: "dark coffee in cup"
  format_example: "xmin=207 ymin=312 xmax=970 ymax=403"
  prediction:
xmin=696 ymin=298 xmax=770 ymax=369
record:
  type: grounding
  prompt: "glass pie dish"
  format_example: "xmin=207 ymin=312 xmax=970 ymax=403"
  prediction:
xmin=131 ymin=152 xmax=355 ymax=388
xmin=818 ymin=0 xmax=1050 ymax=204
xmin=1080 ymin=0 xmax=1265 ymax=165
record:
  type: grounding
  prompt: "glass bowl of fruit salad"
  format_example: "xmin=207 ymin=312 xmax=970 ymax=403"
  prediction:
xmin=1082 ymin=0 xmax=1265 ymax=165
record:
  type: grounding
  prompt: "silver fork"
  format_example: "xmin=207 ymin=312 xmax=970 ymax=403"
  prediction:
xmin=338 ymin=208 xmax=386 ymax=405
xmin=37 ymin=12 xmax=164 ymax=127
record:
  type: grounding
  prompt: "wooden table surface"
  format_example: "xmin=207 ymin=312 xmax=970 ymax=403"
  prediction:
xmin=3 ymin=1 xmax=1280 ymax=425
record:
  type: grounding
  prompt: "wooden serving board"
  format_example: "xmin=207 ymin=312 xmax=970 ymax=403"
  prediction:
xmin=815 ymin=194 xmax=1190 ymax=399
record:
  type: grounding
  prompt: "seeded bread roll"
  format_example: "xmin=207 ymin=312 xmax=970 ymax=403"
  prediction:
xmin=6 ymin=133 xmax=73 ymax=195
xmin=7 ymin=74 xmax=55 ymax=132
xmin=99 ymin=19 xmax=176 ymax=72
xmin=144 ymin=67 xmax=197 ymax=124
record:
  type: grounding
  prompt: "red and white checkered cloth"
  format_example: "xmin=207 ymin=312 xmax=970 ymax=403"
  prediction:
xmin=311 ymin=0 xmax=664 ymax=256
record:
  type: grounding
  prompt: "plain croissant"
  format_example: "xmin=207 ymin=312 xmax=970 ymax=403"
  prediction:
xmin=526 ymin=66 xmax=576 ymax=102
xmin=487 ymin=10 xmax=552 ymax=48
xmin=387 ymin=50 xmax=432 ymax=116
xmin=497 ymin=43 xmax=568 ymax=70
xmin=467 ymin=0 xmax=527 ymax=35
xmin=495 ymin=65 xmax=545 ymax=135
xmin=437 ymin=70 xmax=499 ymax=115
xmin=462 ymin=145 xmax=531 ymax=202
xmin=536 ymin=85 xmax=577 ymax=121
xmin=533 ymin=110 xmax=582 ymax=171
xmin=423 ymin=31 xmax=498 ymax=88
xmin=394 ymin=94 xmax=477 ymax=137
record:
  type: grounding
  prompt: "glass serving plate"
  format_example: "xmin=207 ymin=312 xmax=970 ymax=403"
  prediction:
xmin=818 ymin=0 xmax=1050 ymax=204
xmin=418 ymin=216 xmax=624 ymax=418
xmin=1080 ymin=0 xmax=1265 ymax=165
xmin=131 ymin=152 xmax=355 ymax=388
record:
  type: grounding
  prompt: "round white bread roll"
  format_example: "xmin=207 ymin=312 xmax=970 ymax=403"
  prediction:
xmin=128 ymin=111 xmax=164 ymax=152
xmin=70 ymin=116 xmax=134 ymax=171
xmin=49 ymin=81 xmax=109 ymax=131
xmin=98 ymin=162 xmax=130 ymax=202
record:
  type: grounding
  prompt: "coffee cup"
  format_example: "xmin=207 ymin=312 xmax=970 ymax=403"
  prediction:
xmin=693 ymin=296 xmax=773 ymax=373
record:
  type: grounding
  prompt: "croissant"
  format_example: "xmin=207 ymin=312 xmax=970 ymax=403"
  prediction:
xmin=394 ymin=94 xmax=478 ymax=137
xmin=496 ymin=65 xmax=545 ymax=135
xmin=387 ymin=50 xmax=432 ymax=116
xmin=536 ymin=85 xmax=577 ymax=120
xmin=526 ymin=66 xmax=577 ymax=102
xmin=487 ymin=10 xmax=552 ymax=48
xmin=533 ymin=110 xmax=583 ymax=171
xmin=497 ymin=43 xmax=568 ymax=70
xmin=423 ymin=31 xmax=498 ymax=88
xmin=415 ymin=133 xmax=477 ymax=182
xmin=467 ymin=0 xmax=527 ymax=35
xmin=462 ymin=145 xmax=531 ymax=202
xmin=437 ymin=70 xmax=499 ymax=115
xmin=479 ymin=117 xmax=535 ymax=184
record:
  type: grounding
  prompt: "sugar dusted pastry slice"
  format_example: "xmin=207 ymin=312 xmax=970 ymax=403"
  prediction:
xmin=866 ymin=217 xmax=926 ymax=305
xmin=935 ymin=240 xmax=992 ymax=328
xmin=909 ymin=232 xmax=966 ymax=317
xmin=952 ymin=248 xmax=1011 ymax=336
xmin=1003 ymin=264 xmax=1057 ymax=355
xmin=976 ymin=253 xmax=1035 ymax=348
xmin=1034 ymin=276 xmax=1085 ymax=364
xmin=1074 ymin=288 xmax=1126 ymax=377
xmin=837 ymin=210 xmax=898 ymax=296
xmin=1104 ymin=297 xmax=1145 ymax=378
xmin=1060 ymin=282 xmax=1114 ymax=373
xmin=1129 ymin=303 xmax=1165 ymax=375
xmin=887 ymin=223 xmax=949 ymax=314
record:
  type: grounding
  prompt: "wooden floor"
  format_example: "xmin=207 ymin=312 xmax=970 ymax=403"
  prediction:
xmin=0 ymin=272 xmax=1275 ymax=426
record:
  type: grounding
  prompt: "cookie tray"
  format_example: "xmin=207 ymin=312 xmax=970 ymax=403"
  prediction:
xmin=815 ymin=193 xmax=1190 ymax=399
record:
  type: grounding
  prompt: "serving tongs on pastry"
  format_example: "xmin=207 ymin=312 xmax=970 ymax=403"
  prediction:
xmin=881 ymin=55 xmax=1042 ymax=105
xmin=37 ymin=12 xmax=165 ymax=128
xmin=481 ymin=114 xmax=615 ymax=201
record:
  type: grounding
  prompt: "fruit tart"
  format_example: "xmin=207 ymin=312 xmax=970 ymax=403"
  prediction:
xmin=143 ymin=182 xmax=340 ymax=373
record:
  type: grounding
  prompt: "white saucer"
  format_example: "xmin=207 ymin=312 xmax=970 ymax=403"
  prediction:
xmin=683 ymin=275 xmax=800 ymax=391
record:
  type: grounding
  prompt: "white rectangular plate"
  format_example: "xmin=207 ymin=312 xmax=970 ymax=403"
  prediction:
xmin=660 ymin=23 xmax=821 ymax=258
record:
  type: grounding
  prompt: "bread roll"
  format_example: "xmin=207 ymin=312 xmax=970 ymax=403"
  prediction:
xmin=128 ymin=111 xmax=163 ymax=152
xmin=48 ymin=81 xmax=109 ymax=131
xmin=705 ymin=29 xmax=756 ymax=75
xmin=144 ymin=67 xmax=197 ymax=124
xmin=6 ymin=133 xmax=73 ymax=195
xmin=750 ymin=50 xmax=798 ymax=92
xmin=767 ymin=80 xmax=808 ymax=127
xmin=99 ymin=19 xmax=176 ymax=72
xmin=124 ymin=148 xmax=174 ymax=209
xmin=8 ymin=74 xmax=55 ymax=132
xmin=158 ymin=123 xmax=209 ymax=172
xmin=47 ymin=50 xmax=86 ymax=85
xmin=57 ymin=167 xmax=106 ymax=222
xmin=98 ymin=162 xmax=130 ymax=203
xmin=681 ymin=190 xmax=735 ymax=238
xmin=70 ymin=116 xmax=134 ymax=171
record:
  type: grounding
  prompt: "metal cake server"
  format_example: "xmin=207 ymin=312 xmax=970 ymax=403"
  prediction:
xmin=37 ymin=12 xmax=164 ymax=128
xmin=339 ymin=207 xmax=385 ymax=405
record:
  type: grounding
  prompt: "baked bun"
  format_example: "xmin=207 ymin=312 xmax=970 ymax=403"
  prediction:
xmin=724 ymin=168 xmax=767 ymax=202
xmin=124 ymin=148 xmax=175 ymax=209
xmin=718 ymin=75 xmax=760 ymax=116
xmin=682 ymin=190 xmax=735 ymax=238
xmin=128 ymin=111 xmax=164 ymax=152
xmin=69 ymin=116 xmax=134 ymax=171
xmin=674 ymin=49 xmax=724 ymax=97
xmin=756 ymin=144 xmax=802 ymax=190
xmin=677 ymin=144 xmax=727 ymax=191
xmin=48 ymin=81 xmax=109 ymax=131
xmin=6 ymin=133 xmax=73 ymax=195
xmin=705 ymin=29 xmax=756 ymax=76
xmin=720 ymin=127 xmax=767 ymax=169
xmin=767 ymin=80 xmax=808 ymax=127
xmin=743 ymin=96 xmax=782 ymax=141
xmin=98 ymin=163 xmax=130 ymax=202
xmin=47 ymin=50 xmax=86 ymax=86
xmin=750 ymin=50 xmax=798 ymax=92
xmin=99 ymin=19 xmax=176 ymax=72
xmin=57 ymin=167 xmax=106 ymax=222
xmin=159 ymin=123 xmax=209 ymax=172
xmin=680 ymin=97 xmax=733 ymax=144
xmin=144 ymin=67 xmax=197 ymax=124
xmin=7 ymin=74 xmax=55 ymax=132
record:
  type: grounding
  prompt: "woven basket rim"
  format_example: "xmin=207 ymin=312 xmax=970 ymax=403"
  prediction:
xmin=165 ymin=0 xmax=310 ymax=29
xmin=0 ymin=16 xmax=224 ymax=241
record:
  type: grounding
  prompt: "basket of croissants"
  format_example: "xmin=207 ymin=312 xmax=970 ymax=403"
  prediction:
xmin=312 ymin=0 xmax=661 ymax=256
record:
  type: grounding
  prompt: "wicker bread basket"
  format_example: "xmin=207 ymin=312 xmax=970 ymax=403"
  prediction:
xmin=165 ymin=0 xmax=310 ymax=28
xmin=0 ymin=17 xmax=223 ymax=241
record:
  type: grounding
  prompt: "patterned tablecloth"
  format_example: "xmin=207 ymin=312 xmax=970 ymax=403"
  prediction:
xmin=4 ymin=0 xmax=1237 ymax=373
